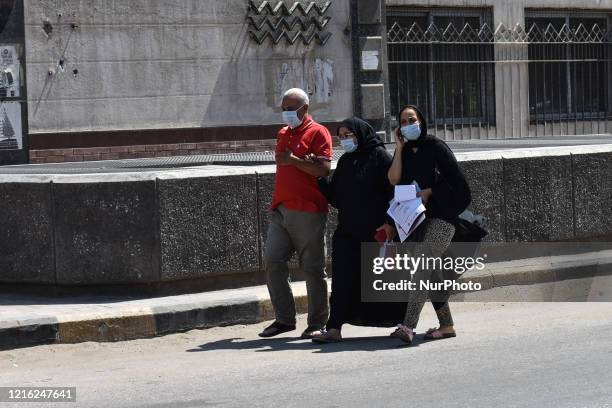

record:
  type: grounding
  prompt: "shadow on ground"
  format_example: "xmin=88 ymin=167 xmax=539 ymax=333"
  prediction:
xmin=186 ymin=335 xmax=435 ymax=354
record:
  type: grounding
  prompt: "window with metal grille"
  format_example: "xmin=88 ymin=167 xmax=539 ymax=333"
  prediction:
xmin=386 ymin=8 xmax=495 ymax=131
xmin=526 ymin=10 xmax=612 ymax=123
xmin=0 ymin=0 xmax=26 ymax=153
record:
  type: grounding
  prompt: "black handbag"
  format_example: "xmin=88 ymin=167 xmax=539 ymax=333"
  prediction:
xmin=452 ymin=218 xmax=488 ymax=242
xmin=444 ymin=219 xmax=488 ymax=267
xmin=431 ymin=164 xmax=488 ymax=264
xmin=432 ymin=163 xmax=488 ymax=243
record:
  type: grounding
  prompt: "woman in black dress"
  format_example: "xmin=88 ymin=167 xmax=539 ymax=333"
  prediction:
xmin=384 ymin=105 xmax=472 ymax=345
xmin=311 ymin=117 xmax=405 ymax=343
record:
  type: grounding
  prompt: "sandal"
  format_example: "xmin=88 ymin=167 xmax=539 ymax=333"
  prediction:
xmin=258 ymin=321 xmax=296 ymax=338
xmin=389 ymin=327 xmax=403 ymax=338
xmin=301 ymin=326 xmax=326 ymax=339
xmin=424 ymin=327 xmax=456 ymax=341
xmin=311 ymin=329 xmax=342 ymax=344
xmin=392 ymin=324 xmax=414 ymax=345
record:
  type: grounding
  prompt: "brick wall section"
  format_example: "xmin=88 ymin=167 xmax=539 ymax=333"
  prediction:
xmin=29 ymin=140 xmax=279 ymax=164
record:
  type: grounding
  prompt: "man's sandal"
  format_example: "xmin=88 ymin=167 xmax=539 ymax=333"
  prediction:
xmin=424 ymin=327 xmax=457 ymax=341
xmin=258 ymin=321 xmax=296 ymax=338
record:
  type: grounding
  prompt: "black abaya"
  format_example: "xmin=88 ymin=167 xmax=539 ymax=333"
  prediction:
xmin=319 ymin=118 xmax=407 ymax=329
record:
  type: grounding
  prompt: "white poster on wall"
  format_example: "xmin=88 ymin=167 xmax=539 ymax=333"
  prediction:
xmin=272 ymin=58 xmax=335 ymax=107
xmin=0 ymin=102 xmax=22 ymax=150
xmin=361 ymin=50 xmax=380 ymax=71
xmin=0 ymin=45 xmax=20 ymax=98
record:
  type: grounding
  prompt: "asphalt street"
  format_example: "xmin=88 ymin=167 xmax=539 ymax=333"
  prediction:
xmin=1 ymin=283 xmax=611 ymax=408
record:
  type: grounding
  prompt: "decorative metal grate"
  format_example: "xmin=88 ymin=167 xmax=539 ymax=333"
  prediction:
xmin=387 ymin=22 xmax=612 ymax=44
xmin=0 ymin=150 xmax=348 ymax=174
xmin=386 ymin=18 xmax=612 ymax=140
xmin=247 ymin=0 xmax=332 ymax=45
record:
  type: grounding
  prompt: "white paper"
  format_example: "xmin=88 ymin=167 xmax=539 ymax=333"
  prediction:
xmin=388 ymin=199 xmax=424 ymax=229
xmin=387 ymin=198 xmax=427 ymax=242
xmin=408 ymin=213 xmax=426 ymax=236
xmin=0 ymin=102 xmax=22 ymax=150
xmin=361 ymin=50 xmax=379 ymax=70
xmin=396 ymin=223 xmax=408 ymax=243
xmin=0 ymin=45 xmax=21 ymax=98
xmin=395 ymin=185 xmax=417 ymax=202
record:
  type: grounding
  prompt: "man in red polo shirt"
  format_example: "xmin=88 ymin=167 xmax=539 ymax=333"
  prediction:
xmin=259 ymin=88 xmax=333 ymax=339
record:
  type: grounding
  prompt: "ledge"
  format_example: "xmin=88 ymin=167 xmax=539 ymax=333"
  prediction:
xmin=1 ymin=144 xmax=611 ymax=286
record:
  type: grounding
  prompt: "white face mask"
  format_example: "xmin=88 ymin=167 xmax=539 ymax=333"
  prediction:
xmin=282 ymin=106 xmax=304 ymax=129
xmin=400 ymin=123 xmax=421 ymax=141
xmin=340 ymin=138 xmax=357 ymax=153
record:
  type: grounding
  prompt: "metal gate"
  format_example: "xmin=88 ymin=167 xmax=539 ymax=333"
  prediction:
xmin=386 ymin=10 xmax=612 ymax=140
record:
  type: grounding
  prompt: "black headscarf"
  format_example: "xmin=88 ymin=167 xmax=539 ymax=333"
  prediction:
xmin=338 ymin=117 xmax=385 ymax=153
xmin=398 ymin=105 xmax=434 ymax=148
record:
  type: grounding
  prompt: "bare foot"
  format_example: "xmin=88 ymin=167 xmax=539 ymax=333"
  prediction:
xmin=437 ymin=326 xmax=456 ymax=335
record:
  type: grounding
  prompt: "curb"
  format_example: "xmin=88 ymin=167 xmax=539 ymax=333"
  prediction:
xmin=1 ymin=251 xmax=611 ymax=350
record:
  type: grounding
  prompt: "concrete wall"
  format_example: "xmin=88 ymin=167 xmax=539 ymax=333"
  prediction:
xmin=24 ymin=0 xmax=354 ymax=134
xmin=21 ymin=0 xmax=612 ymax=142
xmin=1 ymin=144 xmax=612 ymax=286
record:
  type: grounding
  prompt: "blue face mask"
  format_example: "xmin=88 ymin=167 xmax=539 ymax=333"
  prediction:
xmin=282 ymin=105 xmax=304 ymax=129
xmin=400 ymin=123 xmax=421 ymax=141
xmin=340 ymin=138 xmax=357 ymax=153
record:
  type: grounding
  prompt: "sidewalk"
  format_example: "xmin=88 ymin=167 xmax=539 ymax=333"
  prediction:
xmin=2 ymin=250 xmax=611 ymax=350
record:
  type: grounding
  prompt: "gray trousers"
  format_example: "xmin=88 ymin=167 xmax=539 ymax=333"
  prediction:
xmin=264 ymin=205 xmax=329 ymax=327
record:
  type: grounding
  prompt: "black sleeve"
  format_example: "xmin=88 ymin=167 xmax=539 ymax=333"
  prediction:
xmin=395 ymin=148 xmax=411 ymax=186
xmin=429 ymin=141 xmax=472 ymax=220
xmin=376 ymin=148 xmax=396 ymax=226
xmin=318 ymin=157 xmax=343 ymax=208
xmin=389 ymin=149 xmax=404 ymax=185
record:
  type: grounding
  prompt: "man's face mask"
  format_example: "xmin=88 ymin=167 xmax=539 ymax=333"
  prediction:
xmin=400 ymin=123 xmax=421 ymax=141
xmin=282 ymin=105 xmax=304 ymax=129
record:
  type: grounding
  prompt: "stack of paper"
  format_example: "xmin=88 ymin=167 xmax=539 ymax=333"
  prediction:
xmin=387 ymin=183 xmax=426 ymax=242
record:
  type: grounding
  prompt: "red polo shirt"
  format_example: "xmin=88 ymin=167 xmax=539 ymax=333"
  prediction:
xmin=270 ymin=115 xmax=333 ymax=213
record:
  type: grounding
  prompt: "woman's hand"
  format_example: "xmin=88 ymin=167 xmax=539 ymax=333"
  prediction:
xmin=388 ymin=129 xmax=405 ymax=185
xmin=376 ymin=223 xmax=397 ymax=241
xmin=417 ymin=188 xmax=433 ymax=204
xmin=394 ymin=128 xmax=405 ymax=150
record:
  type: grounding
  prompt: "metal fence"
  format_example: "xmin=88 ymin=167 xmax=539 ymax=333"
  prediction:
xmin=386 ymin=19 xmax=612 ymax=140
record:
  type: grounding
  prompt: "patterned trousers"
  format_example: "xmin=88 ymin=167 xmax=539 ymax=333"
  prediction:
xmin=403 ymin=218 xmax=456 ymax=329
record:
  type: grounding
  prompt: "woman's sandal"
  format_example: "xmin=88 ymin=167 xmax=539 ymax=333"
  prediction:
xmin=311 ymin=329 xmax=342 ymax=344
xmin=391 ymin=324 xmax=414 ymax=345
xmin=423 ymin=327 xmax=457 ymax=341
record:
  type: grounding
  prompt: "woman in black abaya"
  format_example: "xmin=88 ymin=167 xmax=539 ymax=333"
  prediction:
xmin=311 ymin=117 xmax=405 ymax=343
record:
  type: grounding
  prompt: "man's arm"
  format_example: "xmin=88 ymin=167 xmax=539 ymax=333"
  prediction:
xmin=276 ymin=149 xmax=331 ymax=177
